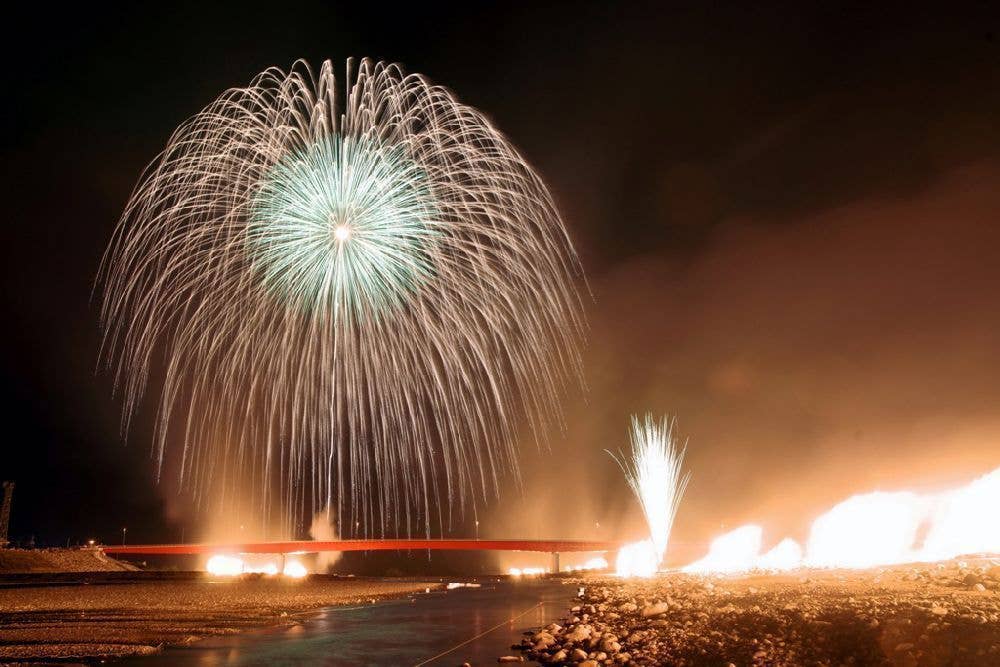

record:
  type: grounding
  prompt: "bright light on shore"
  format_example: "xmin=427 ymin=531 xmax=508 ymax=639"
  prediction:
xmin=206 ymin=554 xmax=310 ymax=577
xmin=805 ymin=492 xmax=925 ymax=568
xmin=919 ymin=467 xmax=1000 ymax=561
xmin=508 ymin=566 xmax=547 ymax=577
xmin=244 ymin=561 xmax=279 ymax=576
xmin=615 ymin=539 xmax=658 ymax=577
xmin=757 ymin=537 xmax=803 ymax=571
xmin=681 ymin=465 xmax=1000 ymax=574
xmin=206 ymin=554 xmax=244 ymax=576
xmin=683 ymin=525 xmax=763 ymax=574
xmin=572 ymin=556 xmax=609 ymax=572
xmin=283 ymin=560 xmax=309 ymax=578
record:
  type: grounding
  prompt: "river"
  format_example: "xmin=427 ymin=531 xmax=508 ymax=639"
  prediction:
xmin=121 ymin=577 xmax=576 ymax=666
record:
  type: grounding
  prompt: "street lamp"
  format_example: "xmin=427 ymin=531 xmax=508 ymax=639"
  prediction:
xmin=475 ymin=520 xmax=479 ymax=540
xmin=122 ymin=527 xmax=127 ymax=546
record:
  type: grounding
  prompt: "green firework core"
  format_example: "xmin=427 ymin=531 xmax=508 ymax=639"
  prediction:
xmin=249 ymin=135 xmax=438 ymax=319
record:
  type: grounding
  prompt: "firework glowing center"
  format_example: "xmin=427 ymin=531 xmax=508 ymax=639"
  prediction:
xmin=100 ymin=59 xmax=584 ymax=536
xmin=249 ymin=135 xmax=439 ymax=317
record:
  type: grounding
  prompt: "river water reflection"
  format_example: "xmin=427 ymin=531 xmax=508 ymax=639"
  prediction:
xmin=121 ymin=578 xmax=574 ymax=666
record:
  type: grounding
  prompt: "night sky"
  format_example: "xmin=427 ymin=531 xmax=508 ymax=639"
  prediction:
xmin=3 ymin=3 xmax=1000 ymax=563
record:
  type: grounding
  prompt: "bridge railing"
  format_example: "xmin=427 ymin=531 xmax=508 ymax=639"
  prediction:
xmin=103 ymin=538 xmax=622 ymax=555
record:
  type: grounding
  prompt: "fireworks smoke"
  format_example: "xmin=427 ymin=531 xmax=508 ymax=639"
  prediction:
xmin=99 ymin=59 xmax=584 ymax=536
xmin=610 ymin=415 xmax=691 ymax=566
xmin=310 ymin=506 xmax=342 ymax=572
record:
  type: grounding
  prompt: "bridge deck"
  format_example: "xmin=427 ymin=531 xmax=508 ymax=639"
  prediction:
xmin=104 ymin=539 xmax=620 ymax=555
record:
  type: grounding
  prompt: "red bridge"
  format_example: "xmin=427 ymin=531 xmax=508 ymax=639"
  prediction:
xmin=104 ymin=539 xmax=618 ymax=555
xmin=104 ymin=539 xmax=621 ymax=571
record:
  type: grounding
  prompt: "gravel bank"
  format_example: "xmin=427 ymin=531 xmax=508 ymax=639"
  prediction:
xmin=0 ymin=548 xmax=137 ymax=573
xmin=0 ymin=577 xmax=441 ymax=661
xmin=516 ymin=558 xmax=1000 ymax=666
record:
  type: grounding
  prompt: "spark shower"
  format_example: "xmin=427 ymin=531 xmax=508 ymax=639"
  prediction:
xmin=99 ymin=59 xmax=585 ymax=536
xmin=610 ymin=415 xmax=691 ymax=577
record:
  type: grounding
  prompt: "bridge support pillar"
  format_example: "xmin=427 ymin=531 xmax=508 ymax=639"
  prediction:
xmin=551 ymin=551 xmax=560 ymax=574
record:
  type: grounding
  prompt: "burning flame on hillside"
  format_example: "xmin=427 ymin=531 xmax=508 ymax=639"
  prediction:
xmin=618 ymin=465 xmax=1000 ymax=576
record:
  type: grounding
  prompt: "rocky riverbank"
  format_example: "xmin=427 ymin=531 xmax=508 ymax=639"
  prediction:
xmin=515 ymin=557 xmax=1000 ymax=665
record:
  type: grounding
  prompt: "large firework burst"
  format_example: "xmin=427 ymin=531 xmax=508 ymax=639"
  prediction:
xmin=99 ymin=59 xmax=584 ymax=536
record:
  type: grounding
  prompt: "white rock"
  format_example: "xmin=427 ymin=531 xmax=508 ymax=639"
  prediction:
xmin=564 ymin=625 xmax=592 ymax=642
xmin=533 ymin=637 xmax=555 ymax=651
xmin=641 ymin=602 xmax=670 ymax=618
xmin=601 ymin=639 xmax=621 ymax=653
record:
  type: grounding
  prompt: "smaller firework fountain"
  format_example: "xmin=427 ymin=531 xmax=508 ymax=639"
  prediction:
xmin=609 ymin=414 xmax=691 ymax=576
